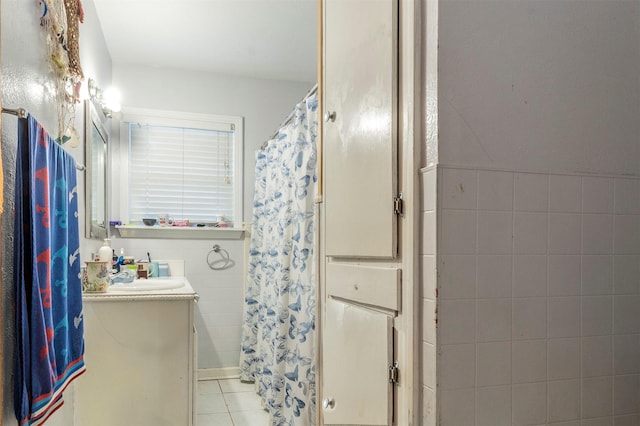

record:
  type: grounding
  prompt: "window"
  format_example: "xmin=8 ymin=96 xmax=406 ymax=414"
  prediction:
xmin=119 ymin=109 xmax=243 ymax=227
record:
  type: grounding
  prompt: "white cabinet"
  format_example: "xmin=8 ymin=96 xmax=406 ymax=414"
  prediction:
xmin=76 ymin=285 xmax=197 ymax=426
xmin=322 ymin=299 xmax=394 ymax=425
xmin=323 ymin=0 xmax=398 ymax=259
xmin=321 ymin=0 xmax=400 ymax=423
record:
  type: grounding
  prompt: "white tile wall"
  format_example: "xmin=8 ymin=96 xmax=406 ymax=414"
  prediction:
xmin=511 ymin=340 xmax=546 ymax=383
xmin=440 ymin=388 xmax=475 ymax=425
xmin=548 ymin=338 xmax=580 ymax=380
xmin=439 ymin=255 xmax=476 ymax=299
xmin=477 ymin=255 xmax=512 ymax=298
xmin=582 ymin=177 xmax=614 ymax=213
xmin=476 ymin=385 xmax=511 ymax=426
xmin=548 ymin=297 xmax=580 ymax=338
xmin=477 ymin=299 xmax=511 ymax=342
xmin=582 ymin=214 xmax=614 ymax=254
xmin=615 ymin=215 xmax=640 ymax=254
xmin=422 ymin=166 xmax=640 ymax=425
xmin=581 ymin=336 xmax=612 ymax=378
xmin=440 ymin=210 xmax=476 ymax=254
xmin=613 ymin=335 xmax=640 ymax=375
xmin=513 ymin=212 xmax=548 ymax=254
xmin=423 ymin=386 xmax=436 ymax=426
xmin=613 ymin=256 xmax=640 ymax=294
xmin=549 ymin=175 xmax=581 ymax=213
xmin=438 ymin=300 xmax=475 ymax=344
xmin=548 ymin=379 xmax=580 ymax=423
xmin=614 ymin=179 xmax=640 ymax=215
xmin=512 ymin=382 xmax=547 ymax=425
xmin=513 ymin=255 xmax=546 ymax=297
xmin=420 ymin=168 xmax=438 ymax=425
xmin=513 ymin=173 xmax=548 ymax=212
xmin=477 ymin=211 xmax=513 ymax=254
xmin=476 ymin=341 xmax=511 ymax=386
xmin=548 ymin=255 xmax=581 ymax=296
xmin=477 ymin=170 xmax=513 ymax=211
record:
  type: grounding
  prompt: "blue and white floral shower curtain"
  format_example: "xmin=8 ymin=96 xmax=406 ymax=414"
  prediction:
xmin=240 ymin=91 xmax=318 ymax=426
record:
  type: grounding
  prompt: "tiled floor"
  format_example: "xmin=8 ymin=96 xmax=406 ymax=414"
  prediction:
xmin=197 ymin=378 xmax=269 ymax=426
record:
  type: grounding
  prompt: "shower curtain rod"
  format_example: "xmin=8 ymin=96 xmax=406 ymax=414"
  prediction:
xmin=262 ymin=84 xmax=318 ymax=150
xmin=2 ymin=107 xmax=86 ymax=171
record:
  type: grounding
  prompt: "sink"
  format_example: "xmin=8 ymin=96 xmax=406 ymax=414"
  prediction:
xmin=109 ymin=278 xmax=185 ymax=291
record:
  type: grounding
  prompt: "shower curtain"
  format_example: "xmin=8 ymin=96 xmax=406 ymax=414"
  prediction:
xmin=14 ymin=115 xmax=85 ymax=425
xmin=240 ymin=91 xmax=318 ymax=426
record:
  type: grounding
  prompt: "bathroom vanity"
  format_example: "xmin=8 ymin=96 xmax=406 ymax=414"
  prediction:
xmin=76 ymin=273 xmax=198 ymax=426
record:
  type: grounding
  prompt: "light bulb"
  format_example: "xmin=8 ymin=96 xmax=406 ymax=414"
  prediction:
xmin=103 ymin=86 xmax=122 ymax=113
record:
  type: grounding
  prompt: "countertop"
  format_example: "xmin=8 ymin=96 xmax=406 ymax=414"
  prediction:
xmin=82 ymin=277 xmax=198 ymax=302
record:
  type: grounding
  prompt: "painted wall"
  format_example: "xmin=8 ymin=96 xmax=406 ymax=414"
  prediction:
xmin=423 ymin=1 xmax=640 ymax=424
xmin=112 ymin=63 xmax=314 ymax=222
xmin=1 ymin=0 xmax=112 ymax=424
xmin=421 ymin=0 xmax=438 ymax=169
xmin=437 ymin=0 xmax=640 ymax=176
xmin=110 ymin=64 xmax=314 ymax=369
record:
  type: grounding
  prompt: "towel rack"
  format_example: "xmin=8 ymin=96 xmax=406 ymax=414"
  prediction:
xmin=2 ymin=107 xmax=85 ymax=171
xmin=2 ymin=107 xmax=28 ymax=119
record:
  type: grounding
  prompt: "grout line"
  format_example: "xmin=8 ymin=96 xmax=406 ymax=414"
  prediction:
xmin=510 ymin=171 xmax=515 ymax=426
xmin=474 ymin=169 xmax=479 ymax=425
xmin=579 ymin=176 xmax=584 ymax=421
xmin=610 ymin=178 xmax=617 ymax=420
xmin=545 ymin=174 xmax=550 ymax=424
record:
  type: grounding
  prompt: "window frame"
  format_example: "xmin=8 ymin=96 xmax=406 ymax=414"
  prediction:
xmin=118 ymin=107 xmax=244 ymax=227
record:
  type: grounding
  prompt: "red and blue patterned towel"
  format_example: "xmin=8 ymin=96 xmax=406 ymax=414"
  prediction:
xmin=14 ymin=114 xmax=85 ymax=425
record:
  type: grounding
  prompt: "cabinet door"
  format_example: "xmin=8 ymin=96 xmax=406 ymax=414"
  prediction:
xmin=322 ymin=298 xmax=394 ymax=425
xmin=76 ymin=300 xmax=193 ymax=426
xmin=323 ymin=0 xmax=398 ymax=259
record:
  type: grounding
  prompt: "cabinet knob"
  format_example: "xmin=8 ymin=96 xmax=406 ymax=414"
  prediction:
xmin=322 ymin=397 xmax=336 ymax=410
xmin=324 ymin=111 xmax=336 ymax=123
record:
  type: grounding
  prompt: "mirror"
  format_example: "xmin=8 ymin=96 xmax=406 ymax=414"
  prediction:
xmin=85 ymin=99 xmax=109 ymax=239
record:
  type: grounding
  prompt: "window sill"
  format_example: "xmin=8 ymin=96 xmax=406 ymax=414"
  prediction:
xmin=114 ymin=225 xmax=245 ymax=240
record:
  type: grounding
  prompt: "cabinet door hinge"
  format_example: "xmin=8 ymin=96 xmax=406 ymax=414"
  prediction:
xmin=393 ymin=193 xmax=404 ymax=217
xmin=388 ymin=360 xmax=399 ymax=384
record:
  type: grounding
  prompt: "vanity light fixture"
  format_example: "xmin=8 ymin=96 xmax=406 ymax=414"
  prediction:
xmin=87 ymin=78 xmax=122 ymax=118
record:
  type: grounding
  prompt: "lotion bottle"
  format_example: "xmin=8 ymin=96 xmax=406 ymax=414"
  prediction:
xmin=98 ymin=238 xmax=112 ymax=263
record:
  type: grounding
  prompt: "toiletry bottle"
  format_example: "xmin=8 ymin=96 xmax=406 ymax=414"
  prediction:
xmin=112 ymin=249 xmax=120 ymax=272
xmin=98 ymin=239 xmax=112 ymax=263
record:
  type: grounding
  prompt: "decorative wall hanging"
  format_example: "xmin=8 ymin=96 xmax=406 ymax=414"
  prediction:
xmin=38 ymin=0 xmax=85 ymax=147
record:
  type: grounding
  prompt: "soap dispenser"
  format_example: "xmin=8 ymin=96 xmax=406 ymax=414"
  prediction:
xmin=98 ymin=239 xmax=112 ymax=263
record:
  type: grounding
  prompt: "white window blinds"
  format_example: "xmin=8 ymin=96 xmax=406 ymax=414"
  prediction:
xmin=126 ymin=121 xmax=237 ymax=223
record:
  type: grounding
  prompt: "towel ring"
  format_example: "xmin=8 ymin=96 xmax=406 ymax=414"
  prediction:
xmin=207 ymin=244 xmax=235 ymax=270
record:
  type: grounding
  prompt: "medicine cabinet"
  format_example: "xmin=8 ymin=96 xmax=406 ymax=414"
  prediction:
xmin=85 ymin=99 xmax=109 ymax=240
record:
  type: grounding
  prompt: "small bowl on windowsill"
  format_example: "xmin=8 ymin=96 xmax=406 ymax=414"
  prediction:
xmin=142 ymin=218 xmax=157 ymax=226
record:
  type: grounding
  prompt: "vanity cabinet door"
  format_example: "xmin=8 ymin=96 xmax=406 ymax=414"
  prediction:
xmin=76 ymin=299 xmax=195 ymax=426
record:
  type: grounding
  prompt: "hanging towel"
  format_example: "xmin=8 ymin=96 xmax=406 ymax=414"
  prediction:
xmin=14 ymin=114 xmax=85 ymax=425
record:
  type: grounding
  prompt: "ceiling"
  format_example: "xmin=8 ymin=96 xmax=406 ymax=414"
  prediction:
xmin=92 ymin=0 xmax=318 ymax=83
